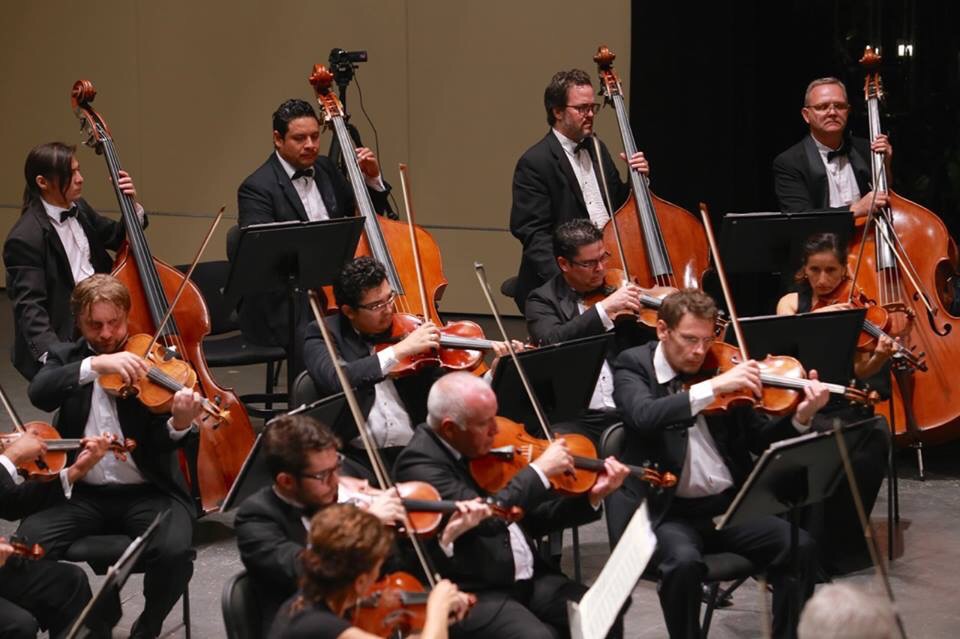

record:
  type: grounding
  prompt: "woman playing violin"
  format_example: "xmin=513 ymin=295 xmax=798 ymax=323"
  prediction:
xmin=271 ymin=503 xmax=473 ymax=639
xmin=776 ymin=232 xmax=896 ymax=380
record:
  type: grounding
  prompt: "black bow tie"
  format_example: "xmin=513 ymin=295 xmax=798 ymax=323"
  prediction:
xmin=291 ymin=167 xmax=314 ymax=180
xmin=826 ymin=145 xmax=849 ymax=162
xmin=59 ymin=206 xmax=78 ymax=223
xmin=573 ymin=138 xmax=593 ymax=155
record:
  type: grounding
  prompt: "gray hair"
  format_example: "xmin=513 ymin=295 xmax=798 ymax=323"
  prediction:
xmin=798 ymin=583 xmax=898 ymax=639
xmin=803 ymin=77 xmax=848 ymax=106
xmin=426 ymin=372 xmax=491 ymax=430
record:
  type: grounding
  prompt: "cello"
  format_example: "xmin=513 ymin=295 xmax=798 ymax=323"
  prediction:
xmin=846 ymin=48 xmax=960 ymax=453
xmin=71 ymin=81 xmax=255 ymax=512
xmin=593 ymin=46 xmax=710 ymax=292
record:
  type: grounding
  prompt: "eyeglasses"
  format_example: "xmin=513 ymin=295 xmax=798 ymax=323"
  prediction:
xmin=566 ymin=102 xmax=601 ymax=116
xmin=569 ymin=252 xmax=611 ymax=270
xmin=672 ymin=331 xmax=715 ymax=348
xmin=357 ymin=291 xmax=397 ymax=312
xmin=300 ymin=453 xmax=344 ymax=483
xmin=804 ymin=101 xmax=850 ymax=113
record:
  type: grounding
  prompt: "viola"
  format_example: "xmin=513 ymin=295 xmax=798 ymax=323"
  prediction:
xmin=581 ymin=268 xmax=679 ymax=327
xmin=352 ymin=571 xmax=428 ymax=637
xmin=593 ymin=47 xmax=710 ymax=294
xmin=469 ymin=416 xmax=677 ymax=495
xmin=372 ymin=313 xmax=498 ymax=378
xmin=72 ymin=81 xmax=255 ymax=512
xmin=810 ymin=279 xmax=926 ymax=370
xmin=98 ymin=334 xmax=232 ymax=423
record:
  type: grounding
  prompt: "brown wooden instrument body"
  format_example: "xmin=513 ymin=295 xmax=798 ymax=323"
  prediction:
xmin=695 ymin=342 xmax=804 ymax=416
xmin=581 ymin=267 xmax=678 ymax=328
xmin=810 ymin=278 xmax=893 ymax=353
xmin=352 ymin=571 xmax=428 ymax=637
xmin=375 ymin=314 xmax=484 ymax=377
xmin=850 ymin=194 xmax=960 ymax=443
xmin=7 ymin=539 xmax=45 ymax=561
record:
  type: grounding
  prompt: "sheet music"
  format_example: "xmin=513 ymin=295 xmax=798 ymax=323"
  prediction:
xmin=569 ymin=502 xmax=657 ymax=639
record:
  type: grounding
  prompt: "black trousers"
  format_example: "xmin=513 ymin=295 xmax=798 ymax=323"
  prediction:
xmin=654 ymin=498 xmax=817 ymax=639
xmin=0 ymin=559 xmax=91 ymax=639
xmin=451 ymin=571 xmax=626 ymax=639
xmin=16 ymin=483 xmax=195 ymax=637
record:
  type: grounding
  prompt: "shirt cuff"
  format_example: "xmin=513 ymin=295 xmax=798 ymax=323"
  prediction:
xmin=59 ymin=468 xmax=74 ymax=499
xmin=166 ymin=418 xmax=193 ymax=439
xmin=366 ymin=174 xmax=387 ymax=192
xmin=79 ymin=357 xmax=97 ymax=385
xmin=439 ymin=538 xmax=455 ymax=558
xmin=528 ymin=463 xmax=551 ymax=489
xmin=377 ymin=347 xmax=399 ymax=375
xmin=0 ymin=455 xmax=23 ymax=485
xmin=688 ymin=380 xmax=715 ymax=415
xmin=792 ymin=416 xmax=812 ymax=433
xmin=595 ymin=302 xmax=616 ymax=331
xmin=135 ymin=202 xmax=146 ymax=224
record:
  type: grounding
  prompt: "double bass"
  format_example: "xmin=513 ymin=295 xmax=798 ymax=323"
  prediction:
xmin=847 ymin=48 xmax=960 ymax=450
xmin=71 ymin=81 xmax=255 ymax=512
xmin=593 ymin=46 xmax=710 ymax=293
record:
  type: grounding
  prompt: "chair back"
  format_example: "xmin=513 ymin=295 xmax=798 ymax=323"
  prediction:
xmin=290 ymin=370 xmax=321 ymax=408
xmin=221 ymin=570 xmax=262 ymax=639
xmin=599 ymin=421 xmax=626 ymax=459
xmin=176 ymin=261 xmax=237 ymax=336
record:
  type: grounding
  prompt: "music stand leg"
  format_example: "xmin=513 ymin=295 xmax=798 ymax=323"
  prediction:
xmin=886 ymin=396 xmax=901 ymax=562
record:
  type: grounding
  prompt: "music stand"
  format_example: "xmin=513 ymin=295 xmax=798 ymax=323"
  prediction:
xmin=491 ymin=335 xmax=610 ymax=433
xmin=722 ymin=308 xmax=867 ymax=385
xmin=224 ymin=217 xmax=365 ymax=389
xmin=65 ymin=511 xmax=170 ymax=639
xmin=220 ymin=392 xmax=352 ymax=512
xmin=715 ymin=418 xmax=876 ymax=631
xmin=717 ymin=211 xmax=853 ymax=315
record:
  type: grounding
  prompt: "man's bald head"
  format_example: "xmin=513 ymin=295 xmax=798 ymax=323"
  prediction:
xmin=426 ymin=372 xmax=499 ymax=458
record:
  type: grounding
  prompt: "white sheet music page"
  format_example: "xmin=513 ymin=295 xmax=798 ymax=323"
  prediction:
xmin=569 ymin=502 xmax=657 ymax=639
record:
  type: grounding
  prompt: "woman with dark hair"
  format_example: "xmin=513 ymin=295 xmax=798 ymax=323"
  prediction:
xmin=272 ymin=503 xmax=473 ymax=639
xmin=776 ymin=232 xmax=895 ymax=379
xmin=3 ymin=141 xmax=144 ymax=379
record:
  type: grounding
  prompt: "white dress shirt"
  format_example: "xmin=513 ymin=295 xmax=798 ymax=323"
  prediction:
xmin=553 ymin=129 xmax=609 ymax=229
xmin=275 ymin=151 xmax=387 ymax=222
xmin=811 ymin=135 xmax=861 ymax=208
xmin=349 ymin=345 xmax=415 ymax=449
xmin=577 ymin=299 xmax=617 ymax=410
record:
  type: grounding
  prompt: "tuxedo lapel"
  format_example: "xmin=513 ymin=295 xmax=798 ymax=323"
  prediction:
xmin=314 ymin=163 xmax=343 ymax=218
xmin=269 ymin=155 xmax=309 ymax=221
xmin=554 ymin=277 xmax=581 ymax=323
xmin=848 ymin=143 xmax=872 ymax=195
xmin=801 ymin=136 xmax=830 ymax=208
xmin=546 ymin=133 xmax=588 ymax=214
xmin=28 ymin=204 xmax=76 ymax=288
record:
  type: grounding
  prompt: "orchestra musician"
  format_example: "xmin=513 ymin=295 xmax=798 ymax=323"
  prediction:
xmin=15 ymin=274 xmax=203 ymax=639
xmin=270 ymin=503 xmax=473 ymax=639
xmin=0 ymin=431 xmax=114 ymax=639
xmin=393 ymin=372 xmax=631 ymax=639
xmin=772 ymin=77 xmax=892 ymax=217
xmin=4 ymin=142 xmax=145 ymax=381
xmin=235 ymin=98 xmax=391 ymax=362
xmin=509 ymin=69 xmax=650 ymax=312
xmin=524 ymin=219 xmax=649 ymax=445
xmin=612 ymin=289 xmax=827 ymax=639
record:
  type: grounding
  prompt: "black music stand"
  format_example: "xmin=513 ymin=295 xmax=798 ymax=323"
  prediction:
xmin=65 ymin=511 xmax=169 ymax=639
xmin=491 ymin=335 xmax=610 ymax=435
xmin=718 ymin=211 xmax=853 ymax=316
xmin=220 ymin=392 xmax=352 ymax=512
xmin=715 ymin=419 xmax=875 ymax=632
xmin=224 ymin=218 xmax=365 ymax=389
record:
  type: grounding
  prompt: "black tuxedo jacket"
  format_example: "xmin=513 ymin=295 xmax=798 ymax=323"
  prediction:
xmin=509 ymin=132 xmax=630 ymax=310
xmin=772 ymin=135 xmax=872 ymax=212
xmin=3 ymin=198 xmax=129 ymax=380
xmin=26 ymin=339 xmax=197 ymax=514
xmin=612 ymin=342 xmax=801 ymax=525
xmin=302 ymin=313 xmax=441 ymax=443
xmin=235 ymin=485 xmax=306 ymax=634
xmin=234 ymin=153 xmax=391 ymax=347
xmin=524 ymin=273 xmax=650 ymax=359
xmin=393 ymin=425 xmax=600 ymax=593
xmin=0 ymin=464 xmax=65 ymax=521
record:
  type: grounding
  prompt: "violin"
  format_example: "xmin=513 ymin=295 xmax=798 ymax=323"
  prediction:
xmin=810 ymin=279 xmax=926 ymax=370
xmin=98 ymin=333 xmax=231 ymax=423
xmin=72 ymin=81 xmax=256 ymax=512
xmin=372 ymin=313 xmax=500 ymax=378
xmin=580 ymin=267 xmax=682 ymax=328
xmin=2 ymin=537 xmax=45 ymax=561
xmin=0 ymin=383 xmax=135 ymax=481
xmin=469 ymin=416 xmax=677 ymax=495
xmin=352 ymin=571 xmax=428 ymax=636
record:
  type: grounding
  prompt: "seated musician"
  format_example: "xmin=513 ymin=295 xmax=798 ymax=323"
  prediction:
xmin=303 ymin=256 xmax=516 ymax=474
xmin=776 ymin=232 xmax=891 ymax=574
xmin=509 ymin=68 xmax=650 ymax=312
xmin=612 ymin=289 xmax=827 ymax=639
xmin=393 ymin=372 xmax=631 ymax=639
xmin=16 ymin=274 xmax=203 ymax=639
xmin=235 ymin=98 xmax=391 ymax=358
xmin=235 ymin=413 xmax=491 ymax=635
xmin=4 ymin=142 xmax=145 ymax=380
xmin=270 ymin=503 xmax=473 ymax=639
xmin=525 ymin=218 xmax=650 ymax=444
xmin=0 ymin=431 xmax=114 ymax=638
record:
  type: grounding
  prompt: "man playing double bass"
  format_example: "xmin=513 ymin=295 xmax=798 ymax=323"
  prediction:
xmin=16 ymin=274 xmax=203 ymax=639
xmin=612 ymin=289 xmax=827 ymax=638
xmin=4 ymin=142 xmax=145 ymax=381
xmin=509 ymin=69 xmax=650 ymax=312
xmin=773 ymin=77 xmax=892 ymax=216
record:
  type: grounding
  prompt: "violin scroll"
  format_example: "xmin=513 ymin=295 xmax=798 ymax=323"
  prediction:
xmin=70 ymin=79 xmax=97 ymax=108
xmin=7 ymin=537 xmax=45 ymax=561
